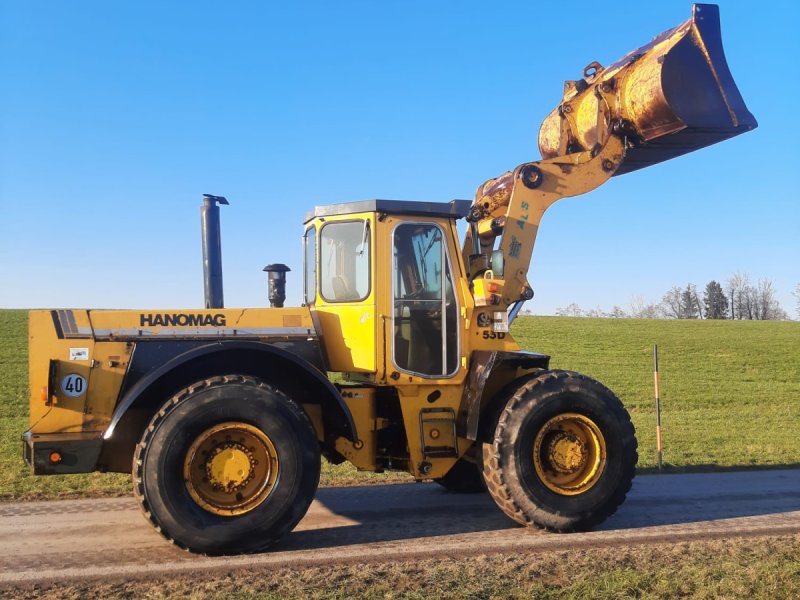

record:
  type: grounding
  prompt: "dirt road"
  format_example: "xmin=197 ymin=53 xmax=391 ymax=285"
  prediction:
xmin=1 ymin=469 xmax=798 ymax=586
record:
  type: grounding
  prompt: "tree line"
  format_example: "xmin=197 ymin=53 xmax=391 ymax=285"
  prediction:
xmin=555 ymin=273 xmax=798 ymax=320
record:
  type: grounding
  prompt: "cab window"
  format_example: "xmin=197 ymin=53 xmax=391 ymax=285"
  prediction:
xmin=392 ymin=222 xmax=459 ymax=377
xmin=320 ymin=220 xmax=371 ymax=302
xmin=303 ymin=226 xmax=316 ymax=305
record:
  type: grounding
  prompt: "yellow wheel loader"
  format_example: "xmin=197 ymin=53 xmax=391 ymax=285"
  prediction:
xmin=23 ymin=4 xmax=755 ymax=554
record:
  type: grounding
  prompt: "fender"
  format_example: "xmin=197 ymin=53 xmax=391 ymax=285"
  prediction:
xmin=458 ymin=350 xmax=550 ymax=441
xmin=104 ymin=339 xmax=357 ymax=441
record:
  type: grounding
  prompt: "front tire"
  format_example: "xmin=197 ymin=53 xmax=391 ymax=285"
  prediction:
xmin=482 ymin=370 xmax=637 ymax=532
xmin=133 ymin=375 xmax=320 ymax=554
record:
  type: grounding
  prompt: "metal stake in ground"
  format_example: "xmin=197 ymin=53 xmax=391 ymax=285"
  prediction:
xmin=654 ymin=344 xmax=663 ymax=470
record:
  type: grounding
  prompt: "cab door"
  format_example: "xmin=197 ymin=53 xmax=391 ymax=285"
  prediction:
xmin=390 ymin=221 xmax=460 ymax=378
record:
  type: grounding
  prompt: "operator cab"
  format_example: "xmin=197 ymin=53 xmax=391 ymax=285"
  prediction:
xmin=303 ymin=199 xmax=470 ymax=382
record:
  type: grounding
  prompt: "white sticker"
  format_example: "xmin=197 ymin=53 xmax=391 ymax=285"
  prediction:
xmin=61 ymin=374 xmax=87 ymax=397
xmin=69 ymin=348 xmax=89 ymax=361
xmin=493 ymin=311 xmax=509 ymax=333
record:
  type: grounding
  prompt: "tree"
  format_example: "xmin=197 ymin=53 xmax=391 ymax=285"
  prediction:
xmin=754 ymin=278 xmax=786 ymax=320
xmin=555 ymin=303 xmax=584 ymax=317
xmin=662 ymin=284 xmax=702 ymax=319
xmin=727 ymin=272 xmax=786 ymax=320
xmin=608 ymin=305 xmax=629 ymax=319
xmin=552 ymin=278 xmax=790 ymax=320
xmin=681 ymin=283 xmax=702 ymax=319
xmin=554 ymin=303 xmax=630 ymax=318
xmin=794 ymin=283 xmax=800 ymax=319
xmin=728 ymin=272 xmax=752 ymax=320
xmin=661 ymin=287 xmax=684 ymax=319
xmin=629 ymin=295 xmax=663 ymax=319
xmin=703 ymin=280 xmax=728 ymax=319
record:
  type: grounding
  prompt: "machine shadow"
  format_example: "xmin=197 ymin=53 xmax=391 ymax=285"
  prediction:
xmin=275 ymin=483 xmax=514 ymax=552
xmin=275 ymin=469 xmax=800 ymax=552
xmin=600 ymin=468 xmax=800 ymax=530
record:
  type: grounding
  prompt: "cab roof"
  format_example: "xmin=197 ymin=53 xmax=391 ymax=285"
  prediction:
xmin=304 ymin=199 xmax=471 ymax=224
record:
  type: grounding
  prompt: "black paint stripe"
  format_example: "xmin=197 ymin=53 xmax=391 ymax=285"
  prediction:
xmin=51 ymin=311 xmax=64 ymax=339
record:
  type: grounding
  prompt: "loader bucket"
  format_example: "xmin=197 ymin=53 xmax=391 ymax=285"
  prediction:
xmin=538 ymin=4 xmax=757 ymax=175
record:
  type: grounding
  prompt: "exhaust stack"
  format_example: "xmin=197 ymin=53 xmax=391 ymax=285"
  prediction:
xmin=200 ymin=194 xmax=229 ymax=309
xmin=263 ymin=264 xmax=290 ymax=308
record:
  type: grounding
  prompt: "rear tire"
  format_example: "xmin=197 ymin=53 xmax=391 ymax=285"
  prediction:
xmin=482 ymin=370 xmax=637 ymax=532
xmin=133 ymin=375 xmax=320 ymax=554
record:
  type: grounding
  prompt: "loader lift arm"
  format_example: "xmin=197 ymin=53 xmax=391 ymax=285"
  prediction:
xmin=462 ymin=129 xmax=626 ymax=314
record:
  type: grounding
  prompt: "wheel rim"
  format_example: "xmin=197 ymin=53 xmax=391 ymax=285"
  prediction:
xmin=532 ymin=413 xmax=606 ymax=496
xmin=183 ymin=422 xmax=280 ymax=516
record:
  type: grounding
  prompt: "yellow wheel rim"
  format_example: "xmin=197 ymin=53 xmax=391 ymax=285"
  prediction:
xmin=183 ymin=422 xmax=279 ymax=516
xmin=533 ymin=413 xmax=606 ymax=496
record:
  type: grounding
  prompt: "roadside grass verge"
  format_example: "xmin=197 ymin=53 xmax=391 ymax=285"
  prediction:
xmin=1 ymin=309 xmax=798 ymax=500
xmin=12 ymin=534 xmax=800 ymax=599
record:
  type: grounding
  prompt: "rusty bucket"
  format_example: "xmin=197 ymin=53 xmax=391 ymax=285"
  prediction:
xmin=538 ymin=4 xmax=757 ymax=175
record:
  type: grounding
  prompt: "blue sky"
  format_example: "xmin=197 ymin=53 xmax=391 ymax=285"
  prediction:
xmin=1 ymin=1 xmax=798 ymax=315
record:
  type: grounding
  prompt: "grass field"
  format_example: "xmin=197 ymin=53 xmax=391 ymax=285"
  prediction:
xmin=1 ymin=309 xmax=798 ymax=500
xmin=513 ymin=315 xmax=800 ymax=471
xmin=14 ymin=535 xmax=800 ymax=599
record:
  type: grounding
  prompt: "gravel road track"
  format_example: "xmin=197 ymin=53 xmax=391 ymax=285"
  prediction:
xmin=0 ymin=468 xmax=798 ymax=586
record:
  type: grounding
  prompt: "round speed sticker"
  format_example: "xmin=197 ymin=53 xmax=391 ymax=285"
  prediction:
xmin=61 ymin=373 xmax=87 ymax=397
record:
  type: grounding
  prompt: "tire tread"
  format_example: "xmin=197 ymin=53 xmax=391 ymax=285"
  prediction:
xmin=482 ymin=370 xmax=637 ymax=532
xmin=132 ymin=374 xmax=317 ymax=554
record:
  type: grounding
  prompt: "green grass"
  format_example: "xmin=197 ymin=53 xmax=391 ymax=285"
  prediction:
xmin=14 ymin=535 xmax=800 ymax=599
xmin=1 ymin=309 xmax=798 ymax=500
xmin=512 ymin=316 xmax=800 ymax=470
